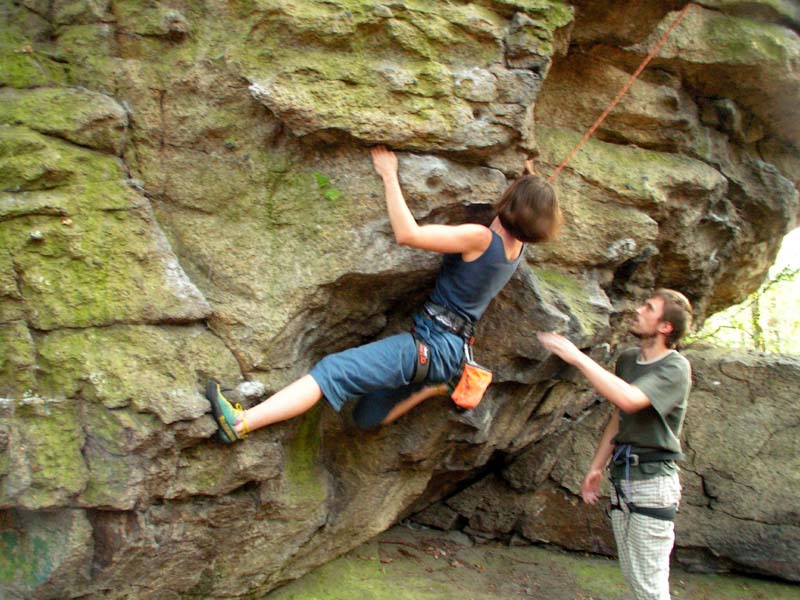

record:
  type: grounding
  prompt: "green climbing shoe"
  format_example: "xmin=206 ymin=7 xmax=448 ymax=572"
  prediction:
xmin=206 ymin=380 xmax=246 ymax=443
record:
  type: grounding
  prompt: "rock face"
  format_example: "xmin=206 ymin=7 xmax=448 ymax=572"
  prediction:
xmin=0 ymin=1 xmax=797 ymax=598
xmin=420 ymin=347 xmax=800 ymax=582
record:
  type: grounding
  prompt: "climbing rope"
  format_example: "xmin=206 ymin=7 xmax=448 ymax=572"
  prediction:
xmin=545 ymin=3 xmax=695 ymax=183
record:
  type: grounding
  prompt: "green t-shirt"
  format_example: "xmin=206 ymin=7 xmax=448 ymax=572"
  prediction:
xmin=611 ymin=348 xmax=692 ymax=480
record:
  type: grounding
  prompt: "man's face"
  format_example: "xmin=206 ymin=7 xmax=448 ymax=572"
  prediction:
xmin=630 ymin=296 xmax=669 ymax=339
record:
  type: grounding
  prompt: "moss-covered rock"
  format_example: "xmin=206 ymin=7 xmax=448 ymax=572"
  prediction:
xmin=52 ymin=0 xmax=112 ymax=26
xmin=535 ymin=50 xmax=702 ymax=153
xmin=78 ymin=403 xmax=164 ymax=509
xmin=0 ymin=87 xmax=128 ymax=154
xmin=0 ymin=1 xmax=797 ymax=597
xmin=0 ymin=124 xmax=210 ymax=330
xmin=55 ymin=24 xmax=121 ymax=92
xmin=0 ymin=126 xmax=125 ymax=192
xmin=280 ymin=408 xmax=328 ymax=507
xmin=699 ymin=0 xmax=800 ymax=27
xmin=0 ymin=13 xmax=67 ymax=88
xmin=241 ymin=0 xmax=573 ymax=152
xmin=0 ymin=508 xmax=92 ymax=598
xmin=0 ymin=322 xmax=36 ymax=397
xmin=0 ymin=247 xmax=18 ymax=300
xmin=0 ymin=397 xmax=87 ymax=509
xmin=3 ymin=206 xmax=209 ymax=329
xmin=537 ymin=126 xmax=727 ymax=209
xmin=36 ymin=325 xmax=239 ymax=422
xmin=0 ymin=180 xmax=142 ymax=219
xmin=532 ymin=267 xmax=613 ymax=340
xmin=636 ymin=6 xmax=800 ymax=146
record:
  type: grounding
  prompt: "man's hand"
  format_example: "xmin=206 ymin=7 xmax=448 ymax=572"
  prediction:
xmin=581 ymin=468 xmax=604 ymax=505
xmin=536 ymin=331 xmax=584 ymax=365
xmin=370 ymin=145 xmax=398 ymax=180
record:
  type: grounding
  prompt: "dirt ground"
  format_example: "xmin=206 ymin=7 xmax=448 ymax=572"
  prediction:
xmin=264 ymin=525 xmax=800 ymax=600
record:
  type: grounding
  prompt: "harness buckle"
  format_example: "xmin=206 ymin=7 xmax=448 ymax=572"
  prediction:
xmin=629 ymin=453 xmax=640 ymax=467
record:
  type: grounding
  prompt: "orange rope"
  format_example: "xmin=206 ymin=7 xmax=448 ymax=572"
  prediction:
xmin=546 ymin=3 xmax=694 ymax=183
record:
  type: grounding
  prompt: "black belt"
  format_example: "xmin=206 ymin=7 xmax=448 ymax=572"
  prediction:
xmin=608 ymin=480 xmax=678 ymax=522
xmin=611 ymin=449 xmax=684 ymax=467
xmin=422 ymin=301 xmax=475 ymax=342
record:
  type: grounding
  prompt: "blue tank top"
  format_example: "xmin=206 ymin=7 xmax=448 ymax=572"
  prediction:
xmin=429 ymin=230 xmax=524 ymax=322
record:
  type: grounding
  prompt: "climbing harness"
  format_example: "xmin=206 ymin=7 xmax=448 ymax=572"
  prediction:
xmin=545 ymin=3 xmax=695 ymax=183
xmin=416 ymin=302 xmax=492 ymax=409
xmin=411 ymin=300 xmax=474 ymax=385
xmin=410 ymin=331 xmax=431 ymax=385
xmin=607 ymin=443 xmax=684 ymax=521
xmin=422 ymin=301 xmax=476 ymax=342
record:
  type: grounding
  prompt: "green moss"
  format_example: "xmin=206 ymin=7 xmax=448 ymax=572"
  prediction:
xmin=0 ymin=87 xmax=127 ymax=153
xmin=573 ymin=559 xmax=630 ymax=597
xmin=113 ymin=1 xmax=190 ymax=37
xmin=56 ymin=25 xmax=119 ymax=91
xmin=13 ymin=399 xmax=88 ymax=507
xmin=78 ymin=405 xmax=159 ymax=507
xmin=491 ymin=0 xmax=574 ymax=28
xmin=6 ymin=201 xmax=206 ymax=331
xmin=534 ymin=266 xmax=580 ymax=291
xmin=0 ymin=126 xmax=125 ymax=192
xmin=0 ymin=528 xmax=50 ymax=587
xmin=0 ymin=19 xmax=67 ymax=88
xmin=0 ymin=247 xmax=18 ymax=298
xmin=536 ymin=126 xmax=724 ymax=206
xmin=36 ymin=326 xmax=238 ymax=424
xmin=704 ymin=11 xmax=798 ymax=65
xmin=0 ymin=52 xmax=67 ymax=88
xmin=0 ymin=181 xmax=140 ymax=223
xmin=533 ymin=267 xmax=609 ymax=338
xmin=0 ymin=322 xmax=36 ymax=397
xmin=233 ymin=0 xmax=508 ymax=122
xmin=265 ymin=541 xmax=441 ymax=600
xmin=0 ymin=509 xmax=91 ymax=593
xmin=12 ymin=212 xmax=142 ymax=329
xmin=282 ymin=408 xmax=327 ymax=506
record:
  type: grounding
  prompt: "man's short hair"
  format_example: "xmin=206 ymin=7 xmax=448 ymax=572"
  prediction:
xmin=654 ymin=288 xmax=693 ymax=348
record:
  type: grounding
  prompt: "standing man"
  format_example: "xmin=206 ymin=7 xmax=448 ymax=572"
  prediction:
xmin=537 ymin=289 xmax=693 ymax=600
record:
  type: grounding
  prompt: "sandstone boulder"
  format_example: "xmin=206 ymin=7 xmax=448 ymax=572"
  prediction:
xmin=0 ymin=0 xmax=797 ymax=597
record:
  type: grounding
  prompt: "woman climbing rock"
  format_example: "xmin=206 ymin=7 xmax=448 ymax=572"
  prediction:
xmin=207 ymin=146 xmax=562 ymax=442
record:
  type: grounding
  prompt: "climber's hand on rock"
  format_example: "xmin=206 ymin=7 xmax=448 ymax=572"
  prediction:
xmin=370 ymin=145 xmax=398 ymax=180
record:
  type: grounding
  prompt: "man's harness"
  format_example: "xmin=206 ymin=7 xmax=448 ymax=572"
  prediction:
xmin=608 ymin=443 xmax=684 ymax=522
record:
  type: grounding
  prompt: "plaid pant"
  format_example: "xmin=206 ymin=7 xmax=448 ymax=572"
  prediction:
xmin=610 ymin=472 xmax=681 ymax=600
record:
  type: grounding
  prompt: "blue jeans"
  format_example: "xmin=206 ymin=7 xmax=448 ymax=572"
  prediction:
xmin=309 ymin=313 xmax=464 ymax=425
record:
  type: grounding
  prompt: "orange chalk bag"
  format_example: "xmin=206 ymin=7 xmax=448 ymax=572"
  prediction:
xmin=450 ymin=342 xmax=492 ymax=410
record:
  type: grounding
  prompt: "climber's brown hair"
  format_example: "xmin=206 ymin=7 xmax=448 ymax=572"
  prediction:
xmin=494 ymin=175 xmax=562 ymax=244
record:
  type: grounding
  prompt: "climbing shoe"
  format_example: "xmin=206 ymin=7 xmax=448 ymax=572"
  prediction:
xmin=206 ymin=380 xmax=247 ymax=443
